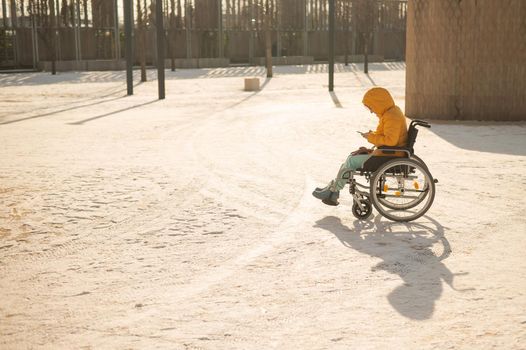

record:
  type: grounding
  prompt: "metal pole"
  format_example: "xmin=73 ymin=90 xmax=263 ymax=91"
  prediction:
xmin=9 ymin=0 xmax=18 ymax=67
xmin=49 ymin=0 xmax=56 ymax=74
xmin=363 ymin=33 xmax=369 ymax=74
xmin=276 ymin=0 xmax=281 ymax=56
xmin=2 ymin=0 xmax=6 ymax=27
xmin=303 ymin=0 xmax=308 ymax=57
xmin=31 ymin=2 xmax=38 ymax=69
xmin=2 ymin=0 xmax=7 ymax=63
xmin=77 ymin=0 xmax=82 ymax=61
xmin=218 ymin=0 xmax=223 ymax=58
xmin=73 ymin=0 xmax=79 ymax=61
xmin=351 ymin=30 xmax=356 ymax=55
xmin=124 ymin=0 xmax=134 ymax=95
xmin=265 ymin=0 xmax=272 ymax=77
xmin=114 ymin=0 xmax=120 ymax=60
xmin=344 ymin=2 xmax=349 ymax=66
xmin=156 ymin=0 xmax=165 ymax=99
xmin=186 ymin=0 xmax=191 ymax=59
xmin=248 ymin=0 xmax=253 ymax=64
xmin=328 ymin=0 xmax=335 ymax=91
xmin=55 ymin=0 xmax=62 ymax=63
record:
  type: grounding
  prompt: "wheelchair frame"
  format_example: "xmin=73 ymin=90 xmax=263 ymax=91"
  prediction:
xmin=343 ymin=120 xmax=437 ymax=222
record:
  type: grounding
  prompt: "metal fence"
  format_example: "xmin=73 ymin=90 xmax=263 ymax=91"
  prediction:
xmin=1 ymin=0 xmax=407 ymax=69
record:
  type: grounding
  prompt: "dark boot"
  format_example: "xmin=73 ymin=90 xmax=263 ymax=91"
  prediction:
xmin=313 ymin=185 xmax=340 ymax=206
xmin=312 ymin=186 xmax=332 ymax=200
xmin=322 ymin=191 xmax=340 ymax=206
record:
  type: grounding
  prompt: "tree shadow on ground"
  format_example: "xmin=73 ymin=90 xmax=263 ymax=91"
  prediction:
xmin=68 ymin=99 xmax=159 ymax=125
xmin=0 ymin=63 xmax=405 ymax=86
xmin=314 ymin=214 xmax=470 ymax=320
xmin=0 ymin=81 xmax=145 ymax=125
xmin=0 ymin=95 xmax=126 ymax=125
xmin=171 ymin=62 xmax=403 ymax=80
xmin=424 ymin=120 xmax=526 ymax=156
xmin=329 ymin=91 xmax=343 ymax=108
xmin=220 ymin=77 xmax=272 ymax=110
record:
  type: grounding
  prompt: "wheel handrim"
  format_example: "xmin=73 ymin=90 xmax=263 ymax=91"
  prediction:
xmin=370 ymin=159 xmax=435 ymax=222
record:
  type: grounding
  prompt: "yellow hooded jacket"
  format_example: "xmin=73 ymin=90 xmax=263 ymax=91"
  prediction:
xmin=362 ymin=87 xmax=408 ymax=156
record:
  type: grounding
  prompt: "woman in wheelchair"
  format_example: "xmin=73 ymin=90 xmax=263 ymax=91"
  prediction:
xmin=313 ymin=87 xmax=437 ymax=222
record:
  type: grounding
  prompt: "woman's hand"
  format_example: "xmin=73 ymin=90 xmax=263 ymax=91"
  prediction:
xmin=361 ymin=131 xmax=372 ymax=139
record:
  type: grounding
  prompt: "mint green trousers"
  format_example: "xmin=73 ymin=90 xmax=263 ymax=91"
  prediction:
xmin=330 ymin=154 xmax=372 ymax=191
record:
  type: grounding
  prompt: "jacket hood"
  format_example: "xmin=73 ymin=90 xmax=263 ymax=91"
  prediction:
xmin=362 ymin=87 xmax=395 ymax=116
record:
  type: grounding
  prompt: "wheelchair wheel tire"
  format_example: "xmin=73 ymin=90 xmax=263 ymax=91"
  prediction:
xmin=352 ymin=200 xmax=372 ymax=220
xmin=411 ymin=154 xmax=429 ymax=171
xmin=370 ymin=158 xmax=435 ymax=222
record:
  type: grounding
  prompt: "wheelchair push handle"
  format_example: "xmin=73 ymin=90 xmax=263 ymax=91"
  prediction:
xmin=410 ymin=119 xmax=431 ymax=129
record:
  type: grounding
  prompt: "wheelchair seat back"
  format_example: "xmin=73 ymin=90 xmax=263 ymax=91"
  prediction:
xmin=406 ymin=126 xmax=419 ymax=154
xmin=405 ymin=119 xmax=430 ymax=154
xmin=358 ymin=119 xmax=431 ymax=173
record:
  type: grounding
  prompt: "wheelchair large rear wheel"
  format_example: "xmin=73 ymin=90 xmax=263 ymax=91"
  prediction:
xmin=378 ymin=155 xmax=430 ymax=210
xmin=411 ymin=154 xmax=429 ymax=171
xmin=370 ymin=158 xmax=435 ymax=222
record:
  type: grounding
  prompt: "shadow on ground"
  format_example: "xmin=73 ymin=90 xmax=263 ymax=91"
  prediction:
xmin=314 ymin=214 xmax=470 ymax=320
xmin=0 ymin=81 xmax=145 ymax=125
xmin=426 ymin=120 xmax=526 ymax=156
xmin=68 ymin=99 xmax=159 ymax=125
xmin=1 ymin=95 xmax=126 ymax=125
xmin=1 ymin=77 xmax=271 ymax=126
xmin=0 ymin=63 xmax=405 ymax=86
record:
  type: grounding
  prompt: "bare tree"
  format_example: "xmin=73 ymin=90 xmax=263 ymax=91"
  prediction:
xmin=49 ymin=0 xmax=57 ymax=74
xmin=30 ymin=0 xmax=57 ymax=74
xmin=195 ymin=0 xmax=218 ymax=58
xmin=168 ymin=0 xmax=176 ymax=70
xmin=176 ymin=0 xmax=182 ymax=27
xmin=60 ymin=0 xmax=68 ymax=27
xmin=137 ymin=0 xmax=147 ymax=81
xmin=265 ymin=0 xmax=272 ymax=77
xmin=343 ymin=0 xmax=351 ymax=65
xmin=20 ymin=0 xmax=25 ymax=18
xmin=353 ymin=0 xmax=376 ymax=73
xmin=68 ymin=0 xmax=74 ymax=27
xmin=82 ymin=0 xmax=87 ymax=27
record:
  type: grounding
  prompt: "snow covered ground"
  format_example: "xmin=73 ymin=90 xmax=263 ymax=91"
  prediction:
xmin=1 ymin=63 xmax=525 ymax=349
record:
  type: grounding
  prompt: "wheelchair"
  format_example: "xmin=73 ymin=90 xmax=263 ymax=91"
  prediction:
xmin=344 ymin=120 xmax=438 ymax=222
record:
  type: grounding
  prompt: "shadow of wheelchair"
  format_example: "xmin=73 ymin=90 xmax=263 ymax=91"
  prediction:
xmin=314 ymin=214 xmax=472 ymax=320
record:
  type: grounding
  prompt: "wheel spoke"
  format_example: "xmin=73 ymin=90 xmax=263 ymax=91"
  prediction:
xmin=369 ymin=158 xmax=435 ymax=222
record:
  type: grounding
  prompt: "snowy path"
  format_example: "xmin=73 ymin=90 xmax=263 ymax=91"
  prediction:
xmin=1 ymin=64 xmax=525 ymax=349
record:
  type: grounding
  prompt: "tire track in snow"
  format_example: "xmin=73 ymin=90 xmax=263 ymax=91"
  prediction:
xmin=189 ymin=103 xmax=307 ymax=224
xmin=180 ymin=176 xmax=316 ymax=294
xmin=117 ymin=176 xmax=320 ymax=327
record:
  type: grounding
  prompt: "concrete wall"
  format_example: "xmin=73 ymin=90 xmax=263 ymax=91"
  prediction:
xmin=405 ymin=0 xmax=526 ymax=121
xmin=39 ymin=58 xmax=230 ymax=71
xmin=251 ymin=56 xmax=315 ymax=66
xmin=39 ymin=60 xmax=126 ymax=72
xmin=164 ymin=58 xmax=230 ymax=69
xmin=335 ymin=55 xmax=383 ymax=64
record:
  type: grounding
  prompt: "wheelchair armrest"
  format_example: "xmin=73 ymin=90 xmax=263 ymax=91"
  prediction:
xmin=377 ymin=146 xmax=408 ymax=150
xmin=376 ymin=146 xmax=411 ymax=156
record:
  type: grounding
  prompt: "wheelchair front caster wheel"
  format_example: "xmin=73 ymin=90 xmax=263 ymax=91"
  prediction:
xmin=352 ymin=200 xmax=372 ymax=220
